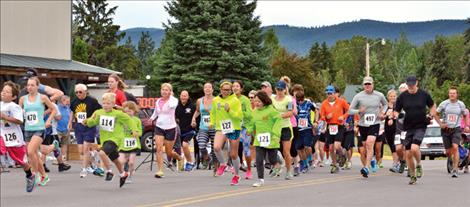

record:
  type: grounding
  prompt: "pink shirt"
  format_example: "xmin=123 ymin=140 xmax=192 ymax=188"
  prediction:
xmin=289 ymin=95 xmax=298 ymax=127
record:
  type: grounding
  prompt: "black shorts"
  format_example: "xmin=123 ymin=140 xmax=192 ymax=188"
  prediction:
xmin=181 ymin=130 xmax=196 ymax=143
xmin=155 ymin=127 xmax=178 ymax=141
xmin=318 ymin=133 xmax=326 ymax=143
xmin=326 ymin=125 xmax=345 ymax=145
xmin=342 ymin=131 xmax=355 ymax=150
xmin=359 ymin=124 xmax=380 ymax=142
xmin=42 ymin=134 xmax=58 ymax=145
xmin=280 ymin=127 xmax=292 ymax=142
xmin=296 ymin=129 xmax=314 ymax=150
xmin=376 ymin=134 xmax=385 ymax=143
xmin=442 ymin=128 xmax=461 ymax=149
xmin=403 ymin=128 xmax=426 ymax=150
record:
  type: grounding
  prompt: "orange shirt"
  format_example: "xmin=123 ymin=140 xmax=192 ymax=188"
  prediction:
xmin=320 ymin=97 xmax=350 ymax=125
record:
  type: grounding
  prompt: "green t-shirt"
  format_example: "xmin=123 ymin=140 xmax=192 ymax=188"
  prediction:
xmin=271 ymin=95 xmax=293 ymax=128
xmin=238 ymin=94 xmax=252 ymax=127
xmin=120 ymin=116 xmax=143 ymax=152
xmin=210 ymin=94 xmax=243 ymax=133
xmin=85 ymin=109 xmax=138 ymax=147
xmin=246 ymin=105 xmax=282 ymax=149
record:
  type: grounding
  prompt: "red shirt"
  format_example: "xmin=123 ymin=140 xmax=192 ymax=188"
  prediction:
xmin=110 ymin=89 xmax=127 ymax=106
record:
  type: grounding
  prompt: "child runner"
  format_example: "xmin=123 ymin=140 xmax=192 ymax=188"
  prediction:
xmin=119 ymin=101 xmax=143 ymax=183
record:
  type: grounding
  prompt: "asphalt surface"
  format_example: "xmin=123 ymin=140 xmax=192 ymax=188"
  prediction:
xmin=1 ymin=154 xmax=469 ymax=207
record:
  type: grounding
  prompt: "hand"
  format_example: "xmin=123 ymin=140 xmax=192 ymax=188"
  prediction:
xmin=132 ymin=131 xmax=139 ymax=138
xmin=359 ymin=106 xmax=366 ymax=114
xmin=191 ymin=120 xmax=197 ymax=128
xmin=388 ymin=119 xmax=394 ymax=126
xmin=385 ymin=110 xmax=393 ymax=117
xmin=45 ymin=121 xmax=51 ymax=128
xmin=224 ymin=103 xmax=230 ymax=112
xmin=465 ymin=126 xmax=470 ymax=133
xmin=440 ymin=123 xmax=447 ymax=129
xmin=82 ymin=119 xmax=87 ymax=125
xmin=68 ymin=123 xmax=72 ymax=131
xmin=326 ymin=113 xmax=333 ymax=119
xmin=312 ymin=122 xmax=318 ymax=129
xmin=338 ymin=116 xmax=344 ymax=121
xmin=208 ymin=123 xmax=213 ymax=129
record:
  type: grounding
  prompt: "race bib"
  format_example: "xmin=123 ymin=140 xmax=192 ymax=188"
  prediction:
xmin=76 ymin=112 xmax=87 ymax=123
xmin=123 ymin=137 xmax=137 ymax=148
xmin=447 ymin=114 xmax=458 ymax=125
xmin=364 ymin=114 xmax=376 ymax=125
xmin=329 ymin=125 xmax=338 ymax=135
xmin=298 ymin=118 xmax=308 ymax=128
xmin=99 ymin=115 xmax=115 ymax=132
xmin=3 ymin=127 xmax=20 ymax=147
xmin=400 ymin=131 xmax=406 ymax=140
xmin=220 ymin=120 xmax=234 ymax=134
xmin=202 ymin=115 xmax=210 ymax=126
xmin=257 ymin=133 xmax=271 ymax=147
xmin=25 ymin=111 xmax=38 ymax=126
xmin=394 ymin=134 xmax=401 ymax=145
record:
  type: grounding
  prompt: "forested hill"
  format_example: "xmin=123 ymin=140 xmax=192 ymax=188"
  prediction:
xmin=120 ymin=19 xmax=467 ymax=55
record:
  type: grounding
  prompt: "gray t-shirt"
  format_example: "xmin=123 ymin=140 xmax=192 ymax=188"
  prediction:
xmin=437 ymin=99 xmax=467 ymax=128
xmin=349 ymin=90 xmax=388 ymax=127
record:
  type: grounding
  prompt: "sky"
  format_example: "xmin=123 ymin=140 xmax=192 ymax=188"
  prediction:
xmin=108 ymin=1 xmax=470 ymax=30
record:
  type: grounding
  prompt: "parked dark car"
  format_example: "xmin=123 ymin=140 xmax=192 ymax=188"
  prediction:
xmin=138 ymin=109 xmax=154 ymax=152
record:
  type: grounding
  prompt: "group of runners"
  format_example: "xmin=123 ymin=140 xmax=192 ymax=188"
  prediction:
xmin=1 ymin=69 xmax=470 ymax=193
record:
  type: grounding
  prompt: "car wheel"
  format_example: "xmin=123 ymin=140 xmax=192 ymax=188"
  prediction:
xmin=421 ymin=155 xmax=426 ymax=160
xmin=140 ymin=132 xmax=154 ymax=152
xmin=429 ymin=156 xmax=435 ymax=160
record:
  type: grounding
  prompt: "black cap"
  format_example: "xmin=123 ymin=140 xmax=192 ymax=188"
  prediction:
xmin=406 ymin=76 xmax=417 ymax=86
xmin=26 ymin=68 xmax=38 ymax=77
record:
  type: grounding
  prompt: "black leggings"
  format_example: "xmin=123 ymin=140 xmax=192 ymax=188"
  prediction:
xmin=384 ymin=129 xmax=396 ymax=153
xmin=256 ymin=147 xmax=278 ymax=179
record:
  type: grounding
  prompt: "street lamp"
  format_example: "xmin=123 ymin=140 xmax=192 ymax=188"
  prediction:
xmin=145 ymin=75 xmax=151 ymax=97
xmin=365 ymin=38 xmax=386 ymax=77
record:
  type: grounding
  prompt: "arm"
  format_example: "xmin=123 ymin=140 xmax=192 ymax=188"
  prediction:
xmin=84 ymin=111 xmax=99 ymax=127
xmin=320 ymin=103 xmax=326 ymax=121
xmin=42 ymin=95 xmax=57 ymax=128
xmin=341 ymin=101 xmax=350 ymax=121
xmin=149 ymin=100 xmax=158 ymax=121
xmin=349 ymin=96 xmax=359 ymax=115
xmin=209 ymin=99 xmax=217 ymax=128
xmin=119 ymin=112 xmax=139 ymax=137
xmin=191 ymin=99 xmax=201 ymax=128
xmin=393 ymin=95 xmax=403 ymax=118
xmin=0 ymin=105 xmax=23 ymax=125
xmin=68 ymin=111 xmax=73 ymax=130
xmin=42 ymin=85 xmax=64 ymax=102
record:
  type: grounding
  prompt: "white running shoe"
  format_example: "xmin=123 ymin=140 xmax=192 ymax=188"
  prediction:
xmin=80 ymin=169 xmax=87 ymax=178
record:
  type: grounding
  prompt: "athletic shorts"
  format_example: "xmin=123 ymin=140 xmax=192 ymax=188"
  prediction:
xmin=342 ymin=131 xmax=355 ymax=150
xmin=326 ymin=125 xmax=345 ymax=145
xmin=75 ymin=124 xmax=97 ymax=144
xmin=42 ymin=134 xmax=57 ymax=145
xmin=155 ymin=127 xmax=178 ymax=141
xmin=181 ymin=130 xmax=196 ymax=143
xmin=225 ymin=130 xmax=241 ymax=140
xmin=359 ymin=124 xmax=380 ymax=142
xmin=376 ymin=133 xmax=385 ymax=143
xmin=24 ymin=130 xmax=44 ymax=142
xmin=280 ymin=127 xmax=293 ymax=141
xmin=5 ymin=146 xmax=27 ymax=165
xmin=318 ymin=133 xmax=326 ymax=143
xmin=296 ymin=129 xmax=314 ymax=150
xmin=57 ymin=131 xmax=70 ymax=146
xmin=442 ymin=128 xmax=461 ymax=149
xmin=403 ymin=128 xmax=426 ymax=150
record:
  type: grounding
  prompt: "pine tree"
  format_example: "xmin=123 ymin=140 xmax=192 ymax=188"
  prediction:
xmin=156 ymin=0 xmax=271 ymax=97
xmin=308 ymin=42 xmax=322 ymax=72
xmin=429 ymin=36 xmax=452 ymax=86
xmin=137 ymin=31 xmax=156 ymax=78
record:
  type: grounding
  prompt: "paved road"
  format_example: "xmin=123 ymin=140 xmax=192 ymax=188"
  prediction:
xmin=1 ymin=154 xmax=469 ymax=207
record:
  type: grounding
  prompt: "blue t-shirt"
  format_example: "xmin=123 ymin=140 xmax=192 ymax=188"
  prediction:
xmin=296 ymin=100 xmax=316 ymax=131
xmin=57 ymin=104 xmax=71 ymax=133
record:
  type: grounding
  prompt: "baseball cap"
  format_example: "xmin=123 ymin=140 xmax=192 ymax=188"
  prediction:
xmin=275 ymin=80 xmax=287 ymax=90
xmin=261 ymin=81 xmax=272 ymax=88
xmin=325 ymin=85 xmax=335 ymax=94
xmin=363 ymin=76 xmax=374 ymax=85
xmin=26 ymin=67 xmax=38 ymax=77
xmin=406 ymin=76 xmax=417 ymax=86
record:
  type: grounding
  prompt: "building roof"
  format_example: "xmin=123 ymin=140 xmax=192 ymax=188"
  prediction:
xmin=0 ymin=53 xmax=120 ymax=75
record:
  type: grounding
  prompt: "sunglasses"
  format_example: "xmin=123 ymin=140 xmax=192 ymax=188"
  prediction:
xmin=75 ymin=91 xmax=84 ymax=94
xmin=364 ymin=83 xmax=372 ymax=86
xmin=221 ymin=88 xmax=231 ymax=92
xmin=249 ymin=96 xmax=255 ymax=99
xmin=327 ymin=92 xmax=334 ymax=95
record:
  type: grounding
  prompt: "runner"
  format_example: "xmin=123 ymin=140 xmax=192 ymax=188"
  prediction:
xmin=384 ymin=89 xmax=401 ymax=173
xmin=394 ymin=76 xmax=436 ymax=185
xmin=247 ymin=91 xmax=283 ymax=187
xmin=150 ymin=83 xmax=183 ymax=178
xmin=191 ymin=83 xmax=217 ymax=171
xmin=1 ymin=81 xmax=35 ymax=192
xmin=394 ymin=84 xmax=408 ymax=174
xmin=118 ymin=101 xmax=143 ymax=183
xmin=71 ymin=84 xmax=102 ymax=178
xmin=210 ymin=81 xmax=243 ymax=185
xmin=434 ymin=86 xmax=467 ymax=178
xmin=342 ymin=112 xmax=358 ymax=170
xmin=295 ymin=90 xmax=317 ymax=173
xmin=56 ymin=95 xmax=72 ymax=171
xmin=40 ymin=101 xmax=64 ymax=175
xmin=83 ymin=93 xmax=138 ymax=187
xmin=261 ymin=81 xmax=273 ymax=97
xmin=349 ymin=77 xmax=387 ymax=177
xmin=320 ymin=85 xmax=350 ymax=174
xmin=232 ymin=80 xmax=254 ymax=179
xmin=176 ymin=90 xmax=196 ymax=171
xmin=247 ymin=90 xmax=257 ymax=165
xmin=271 ymin=80 xmax=295 ymax=179
xmin=108 ymin=74 xmax=127 ymax=108
xmin=19 ymin=77 xmax=57 ymax=186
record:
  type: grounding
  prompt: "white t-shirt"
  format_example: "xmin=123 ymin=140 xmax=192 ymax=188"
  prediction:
xmin=0 ymin=101 xmax=25 ymax=147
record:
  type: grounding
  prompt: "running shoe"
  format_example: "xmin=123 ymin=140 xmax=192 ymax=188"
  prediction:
xmin=378 ymin=162 xmax=384 ymax=168
xmin=230 ymin=175 xmax=241 ymax=186
xmin=330 ymin=165 xmax=338 ymax=174
xmin=360 ymin=167 xmax=369 ymax=178
xmin=269 ymin=167 xmax=281 ymax=177
xmin=26 ymin=174 xmax=36 ymax=193
xmin=105 ymin=172 xmax=114 ymax=181
xmin=86 ymin=166 xmax=95 ymax=174
xmin=318 ymin=160 xmax=324 ymax=167
xmin=252 ymin=179 xmax=264 ymax=187
xmin=324 ymin=159 xmax=331 ymax=166
xmin=93 ymin=168 xmax=105 ymax=177
xmin=285 ymin=171 xmax=294 ymax=180
xmin=371 ymin=159 xmax=377 ymax=173
xmin=43 ymin=164 xmax=50 ymax=173
xmin=344 ymin=161 xmax=352 ymax=170
xmin=338 ymin=154 xmax=346 ymax=168
xmin=389 ymin=164 xmax=400 ymax=173
xmin=177 ymin=159 xmax=184 ymax=172
xmin=399 ymin=160 xmax=406 ymax=174
xmin=185 ymin=163 xmax=195 ymax=171
xmin=166 ymin=162 xmax=176 ymax=172
xmin=451 ymin=170 xmax=458 ymax=178
xmin=245 ymin=169 xmax=252 ymax=180
xmin=464 ymin=166 xmax=469 ymax=174
xmin=80 ymin=168 xmax=87 ymax=178
xmin=409 ymin=176 xmax=417 ymax=185
xmin=126 ymin=176 xmax=133 ymax=184
xmin=58 ymin=163 xmax=71 ymax=172
xmin=119 ymin=172 xmax=129 ymax=188
xmin=38 ymin=175 xmax=49 ymax=186
xmin=201 ymin=159 xmax=209 ymax=170
xmin=154 ymin=171 xmax=164 ymax=178
xmin=416 ymin=165 xmax=423 ymax=178
xmin=216 ymin=165 xmax=227 ymax=177
xmin=294 ymin=166 xmax=300 ymax=177
xmin=229 ymin=166 xmax=235 ymax=174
